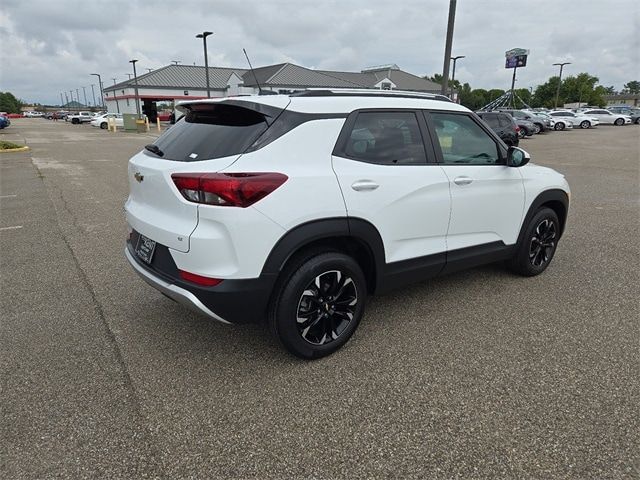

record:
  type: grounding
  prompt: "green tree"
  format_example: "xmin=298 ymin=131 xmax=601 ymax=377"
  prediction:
xmin=0 ymin=92 xmax=23 ymax=114
xmin=623 ymin=81 xmax=640 ymax=94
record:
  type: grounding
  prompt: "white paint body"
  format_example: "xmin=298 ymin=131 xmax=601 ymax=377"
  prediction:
xmin=125 ymin=93 xmax=570 ymax=281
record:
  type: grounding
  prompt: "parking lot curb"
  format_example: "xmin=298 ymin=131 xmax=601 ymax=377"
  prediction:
xmin=0 ymin=146 xmax=30 ymax=153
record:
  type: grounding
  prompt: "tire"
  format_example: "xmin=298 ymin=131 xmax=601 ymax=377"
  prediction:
xmin=71 ymin=118 xmax=79 ymax=124
xmin=508 ymin=207 xmax=560 ymax=277
xmin=269 ymin=251 xmax=367 ymax=359
xmin=100 ymin=122 xmax=108 ymax=129
xmin=534 ymin=123 xmax=543 ymax=134
xmin=518 ymin=129 xmax=526 ymax=139
xmin=614 ymin=118 xmax=624 ymax=126
xmin=580 ymin=120 xmax=590 ymax=129
xmin=554 ymin=122 xmax=565 ymax=131
xmin=635 ymin=118 xmax=640 ymax=125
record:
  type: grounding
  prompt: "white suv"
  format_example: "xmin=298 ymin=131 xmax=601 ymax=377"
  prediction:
xmin=125 ymin=90 xmax=570 ymax=359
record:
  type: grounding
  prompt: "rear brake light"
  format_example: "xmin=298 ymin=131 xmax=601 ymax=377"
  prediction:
xmin=171 ymin=172 xmax=287 ymax=208
xmin=179 ymin=269 xmax=223 ymax=287
xmin=515 ymin=125 xmax=520 ymax=132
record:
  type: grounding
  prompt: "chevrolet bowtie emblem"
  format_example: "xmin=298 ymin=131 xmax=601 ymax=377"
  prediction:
xmin=134 ymin=172 xmax=144 ymax=183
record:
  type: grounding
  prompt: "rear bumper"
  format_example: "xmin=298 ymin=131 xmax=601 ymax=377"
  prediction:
xmin=125 ymin=240 xmax=276 ymax=325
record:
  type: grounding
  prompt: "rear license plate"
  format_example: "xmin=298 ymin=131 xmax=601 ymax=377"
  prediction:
xmin=135 ymin=234 xmax=156 ymax=264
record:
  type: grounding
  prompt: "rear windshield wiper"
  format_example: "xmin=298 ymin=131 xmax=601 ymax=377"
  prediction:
xmin=145 ymin=144 xmax=164 ymax=157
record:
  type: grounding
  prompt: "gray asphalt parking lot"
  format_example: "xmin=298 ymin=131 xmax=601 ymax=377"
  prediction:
xmin=1 ymin=118 xmax=639 ymax=479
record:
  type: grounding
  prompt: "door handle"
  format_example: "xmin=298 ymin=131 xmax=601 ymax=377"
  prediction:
xmin=453 ymin=176 xmax=473 ymax=186
xmin=351 ymin=180 xmax=379 ymax=191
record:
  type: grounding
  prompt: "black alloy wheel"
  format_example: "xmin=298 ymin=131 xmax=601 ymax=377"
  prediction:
xmin=529 ymin=219 xmax=557 ymax=268
xmin=270 ymin=251 xmax=366 ymax=359
xmin=296 ymin=270 xmax=358 ymax=346
xmin=508 ymin=207 xmax=560 ymax=276
xmin=100 ymin=122 xmax=108 ymax=129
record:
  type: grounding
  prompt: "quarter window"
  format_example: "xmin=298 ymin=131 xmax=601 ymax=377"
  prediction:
xmin=430 ymin=113 xmax=501 ymax=165
xmin=343 ymin=112 xmax=427 ymax=165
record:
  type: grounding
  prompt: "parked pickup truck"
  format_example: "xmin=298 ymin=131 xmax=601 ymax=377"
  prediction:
xmin=67 ymin=111 xmax=95 ymax=124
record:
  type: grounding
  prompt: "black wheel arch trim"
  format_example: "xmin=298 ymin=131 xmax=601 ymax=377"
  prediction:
xmin=260 ymin=217 xmax=386 ymax=291
xmin=517 ymin=189 xmax=569 ymax=246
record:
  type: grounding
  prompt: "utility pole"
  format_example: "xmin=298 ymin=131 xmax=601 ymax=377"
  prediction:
xmin=76 ymin=88 xmax=80 ymax=109
xmin=196 ymin=31 xmax=213 ymax=98
xmin=440 ymin=0 xmax=457 ymax=96
xmin=130 ymin=59 xmax=142 ymax=119
xmin=450 ymin=55 xmax=465 ymax=100
xmin=112 ymin=78 xmax=120 ymax=113
xmin=90 ymin=73 xmax=104 ymax=109
xmin=553 ymin=62 xmax=571 ymax=109
xmin=82 ymin=86 xmax=88 ymax=107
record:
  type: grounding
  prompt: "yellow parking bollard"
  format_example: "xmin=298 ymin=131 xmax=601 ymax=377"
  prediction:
xmin=145 ymin=116 xmax=150 ymax=132
xmin=157 ymin=117 xmax=161 ymax=132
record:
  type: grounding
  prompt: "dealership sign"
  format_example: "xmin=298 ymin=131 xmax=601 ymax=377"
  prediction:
xmin=505 ymin=48 xmax=529 ymax=68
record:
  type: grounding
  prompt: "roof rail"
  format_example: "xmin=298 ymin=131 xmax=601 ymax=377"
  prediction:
xmin=291 ymin=88 xmax=452 ymax=102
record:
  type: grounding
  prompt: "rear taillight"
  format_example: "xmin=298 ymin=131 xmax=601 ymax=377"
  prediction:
xmin=515 ymin=125 xmax=520 ymax=133
xmin=171 ymin=172 xmax=287 ymax=208
xmin=179 ymin=269 xmax=223 ymax=287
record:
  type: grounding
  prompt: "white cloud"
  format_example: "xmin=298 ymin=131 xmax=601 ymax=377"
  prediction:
xmin=1 ymin=0 xmax=638 ymax=104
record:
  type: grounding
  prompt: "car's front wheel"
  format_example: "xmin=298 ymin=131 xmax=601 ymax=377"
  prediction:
xmin=580 ymin=120 xmax=590 ymax=129
xmin=554 ymin=122 xmax=565 ymax=131
xmin=100 ymin=122 xmax=108 ymax=129
xmin=614 ymin=118 xmax=624 ymax=126
xmin=270 ymin=251 xmax=366 ymax=359
xmin=508 ymin=207 xmax=560 ymax=277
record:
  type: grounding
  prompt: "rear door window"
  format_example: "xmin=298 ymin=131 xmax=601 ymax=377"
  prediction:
xmin=341 ymin=111 xmax=427 ymax=165
xmin=482 ymin=113 xmax=500 ymax=128
xmin=498 ymin=114 xmax=513 ymax=128
xmin=151 ymin=103 xmax=270 ymax=161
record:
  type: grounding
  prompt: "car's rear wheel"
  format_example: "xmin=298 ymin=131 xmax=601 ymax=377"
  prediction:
xmin=269 ymin=251 xmax=366 ymax=359
xmin=100 ymin=122 xmax=108 ymax=129
xmin=580 ymin=120 xmax=590 ymax=129
xmin=534 ymin=123 xmax=542 ymax=134
xmin=71 ymin=118 xmax=79 ymax=124
xmin=614 ymin=118 xmax=624 ymax=126
xmin=554 ymin=122 xmax=565 ymax=131
xmin=508 ymin=207 xmax=560 ymax=277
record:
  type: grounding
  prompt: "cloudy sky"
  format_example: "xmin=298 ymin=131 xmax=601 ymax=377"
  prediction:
xmin=1 ymin=0 xmax=638 ymax=104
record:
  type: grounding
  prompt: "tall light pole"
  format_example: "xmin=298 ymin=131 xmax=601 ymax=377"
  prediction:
xmin=90 ymin=73 xmax=104 ymax=109
xmin=76 ymin=88 xmax=80 ymax=109
xmin=69 ymin=90 xmax=74 ymax=110
xmin=91 ymin=84 xmax=97 ymax=107
xmin=129 ymin=59 xmax=142 ymax=119
xmin=553 ymin=62 xmax=571 ymax=109
xmin=112 ymin=78 xmax=120 ymax=113
xmin=440 ymin=0 xmax=457 ymax=96
xmin=450 ymin=55 xmax=465 ymax=100
xmin=82 ymin=86 xmax=88 ymax=107
xmin=196 ymin=31 xmax=213 ymax=98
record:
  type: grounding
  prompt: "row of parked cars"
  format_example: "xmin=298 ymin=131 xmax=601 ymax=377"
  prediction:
xmin=476 ymin=106 xmax=638 ymax=147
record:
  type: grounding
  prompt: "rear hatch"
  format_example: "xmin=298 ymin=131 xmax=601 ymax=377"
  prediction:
xmin=125 ymin=97 xmax=290 ymax=253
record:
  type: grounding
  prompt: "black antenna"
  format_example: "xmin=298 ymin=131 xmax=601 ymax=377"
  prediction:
xmin=243 ymin=48 xmax=263 ymax=95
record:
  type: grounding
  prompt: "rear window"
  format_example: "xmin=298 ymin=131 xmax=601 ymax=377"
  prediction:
xmin=151 ymin=103 xmax=269 ymax=161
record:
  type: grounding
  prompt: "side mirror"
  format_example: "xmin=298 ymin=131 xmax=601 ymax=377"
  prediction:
xmin=507 ymin=146 xmax=530 ymax=167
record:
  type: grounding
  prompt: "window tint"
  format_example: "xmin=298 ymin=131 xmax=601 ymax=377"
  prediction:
xmin=343 ymin=111 xmax=426 ymax=165
xmin=482 ymin=113 xmax=500 ymax=128
xmin=498 ymin=114 xmax=514 ymax=128
xmin=430 ymin=113 xmax=501 ymax=165
xmin=151 ymin=103 xmax=269 ymax=162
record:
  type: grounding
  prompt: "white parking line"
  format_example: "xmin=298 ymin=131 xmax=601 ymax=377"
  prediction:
xmin=0 ymin=225 xmax=23 ymax=231
xmin=0 ymin=195 xmax=18 ymax=199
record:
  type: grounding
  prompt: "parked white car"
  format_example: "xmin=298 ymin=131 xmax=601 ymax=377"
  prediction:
xmin=580 ymin=109 xmax=631 ymax=126
xmin=24 ymin=111 xmax=44 ymax=118
xmin=535 ymin=112 xmax=573 ymax=131
xmin=91 ymin=113 xmax=124 ymax=129
xmin=548 ymin=110 xmax=599 ymax=129
xmin=125 ymin=89 xmax=570 ymax=358
xmin=67 ymin=111 xmax=94 ymax=124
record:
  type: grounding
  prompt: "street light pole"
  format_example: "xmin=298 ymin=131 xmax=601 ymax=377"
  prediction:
xmin=196 ymin=31 xmax=213 ymax=98
xmin=60 ymin=92 xmax=64 ymax=108
xmin=440 ymin=0 xmax=457 ymax=96
xmin=129 ymin=59 xmax=142 ymax=119
xmin=91 ymin=84 xmax=96 ymax=108
xmin=82 ymin=86 xmax=88 ymax=108
xmin=112 ymin=78 xmax=120 ymax=113
xmin=553 ymin=62 xmax=571 ymax=109
xmin=90 ymin=73 xmax=104 ymax=109
xmin=450 ymin=55 xmax=465 ymax=100
xmin=76 ymin=88 xmax=80 ymax=109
